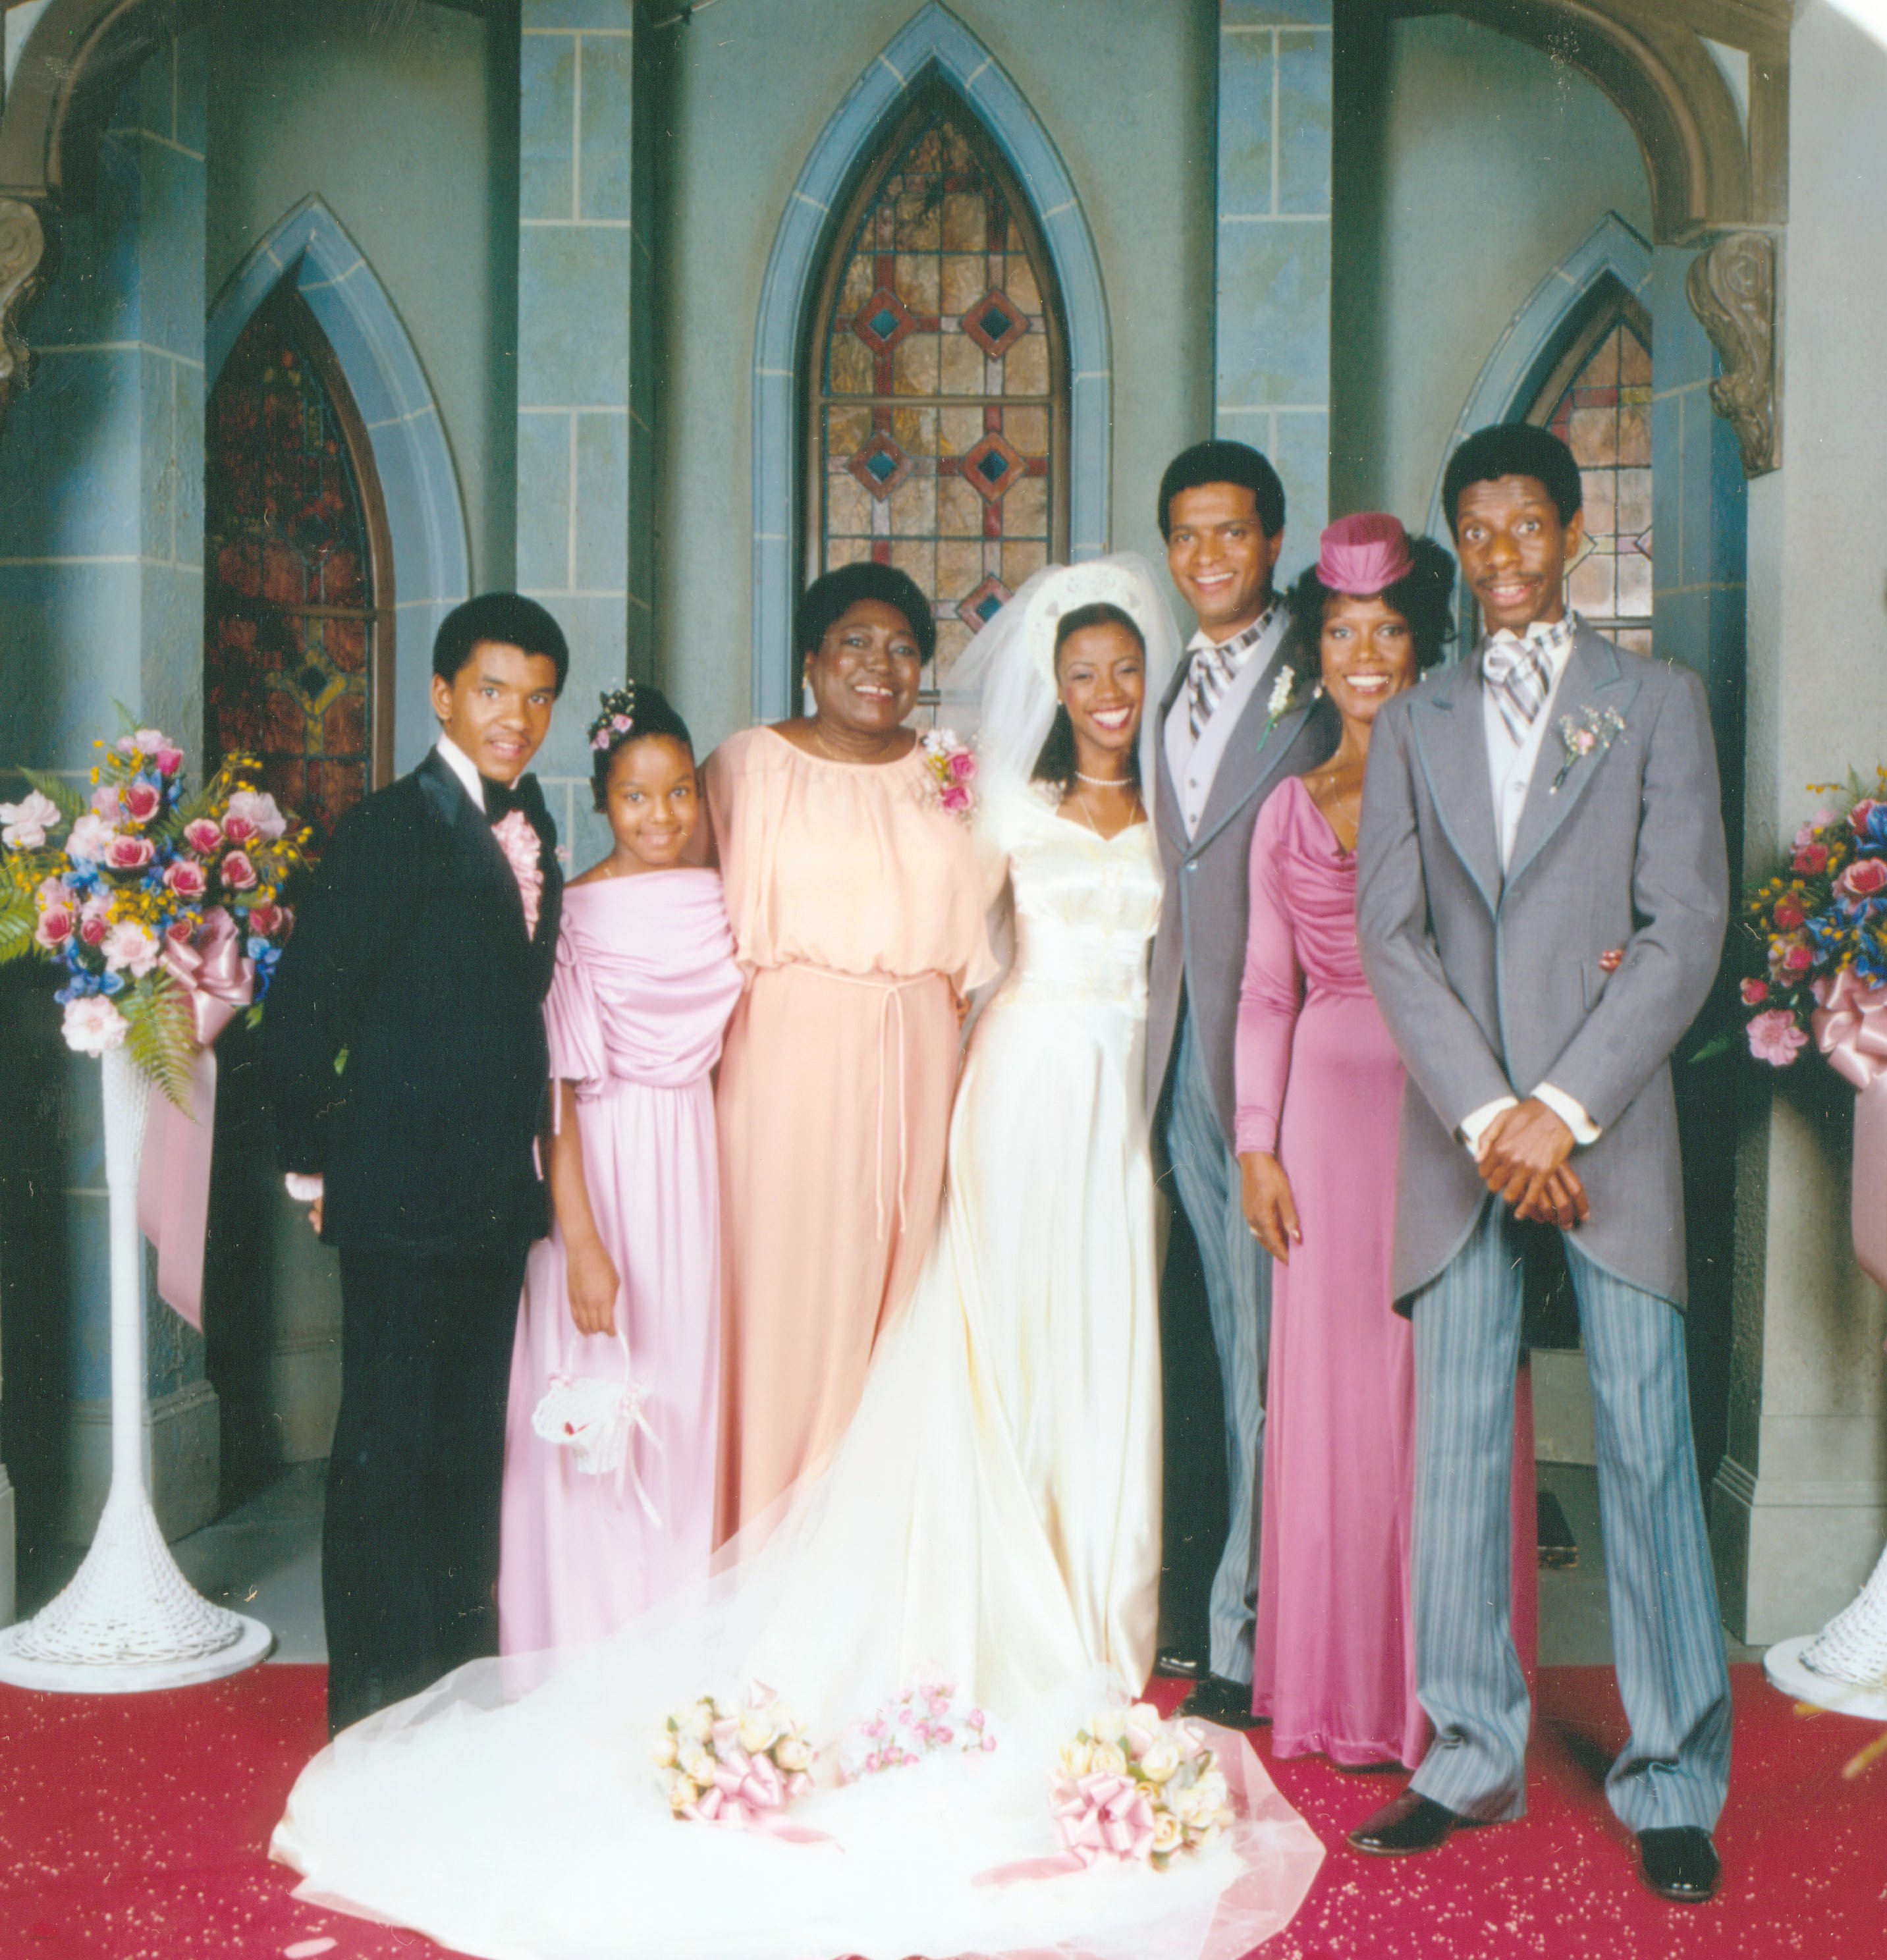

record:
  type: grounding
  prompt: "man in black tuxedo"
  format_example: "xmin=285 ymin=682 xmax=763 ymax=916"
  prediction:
xmin=264 ymin=593 xmax=568 ymax=1733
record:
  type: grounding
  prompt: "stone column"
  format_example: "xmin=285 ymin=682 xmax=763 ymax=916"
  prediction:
xmin=0 ymin=35 xmax=217 ymax=1550
xmin=1214 ymin=1 xmax=1332 ymax=566
xmin=1710 ymin=0 xmax=1887 ymax=1644
xmin=514 ymin=0 xmax=652 ymax=869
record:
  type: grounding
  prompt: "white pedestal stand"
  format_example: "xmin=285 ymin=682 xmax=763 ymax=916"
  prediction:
xmin=0 ymin=1045 xmax=271 ymax=1691
xmin=1764 ymin=1540 xmax=1887 ymax=1722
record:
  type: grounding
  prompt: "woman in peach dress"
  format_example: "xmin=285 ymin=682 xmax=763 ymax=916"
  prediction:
xmin=707 ymin=562 xmax=994 ymax=1535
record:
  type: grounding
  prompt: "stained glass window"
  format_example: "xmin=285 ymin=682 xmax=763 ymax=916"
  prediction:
xmin=812 ymin=104 xmax=1064 ymax=694
xmin=1541 ymin=317 xmax=1653 ymax=657
xmin=204 ymin=286 xmax=386 ymax=844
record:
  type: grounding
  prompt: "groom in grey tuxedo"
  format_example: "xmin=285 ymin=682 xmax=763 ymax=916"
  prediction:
xmin=1352 ymin=423 xmax=1732 ymax=1903
xmin=1147 ymin=441 xmax=1336 ymax=1726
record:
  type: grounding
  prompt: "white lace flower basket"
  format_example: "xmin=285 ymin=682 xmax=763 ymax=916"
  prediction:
xmin=532 ymin=1329 xmax=662 ymax=1520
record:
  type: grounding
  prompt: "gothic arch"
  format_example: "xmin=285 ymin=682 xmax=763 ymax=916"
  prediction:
xmin=750 ymin=1 xmax=1110 ymax=722
xmin=207 ymin=197 xmax=470 ymax=773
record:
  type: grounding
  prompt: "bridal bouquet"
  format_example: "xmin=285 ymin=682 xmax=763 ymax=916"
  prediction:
xmin=1732 ymin=770 xmax=1887 ymax=1071
xmin=652 ymin=1685 xmax=815 ymax=1826
xmin=835 ymin=1666 xmax=997 ymax=1782
xmin=1051 ymin=1703 xmax=1231 ymax=1870
xmin=0 ymin=723 xmax=309 ymax=1104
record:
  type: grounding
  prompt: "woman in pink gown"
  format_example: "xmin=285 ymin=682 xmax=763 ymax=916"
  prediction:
xmin=500 ymin=687 xmax=743 ymax=1653
xmin=1235 ymin=516 xmax=1536 ymax=1767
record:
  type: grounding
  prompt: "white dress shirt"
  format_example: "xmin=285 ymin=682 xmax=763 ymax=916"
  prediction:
xmin=285 ymin=734 xmax=506 ymax=1205
xmin=1162 ymin=603 xmax=1286 ymax=839
xmin=1459 ymin=614 xmax=1600 ymax=1157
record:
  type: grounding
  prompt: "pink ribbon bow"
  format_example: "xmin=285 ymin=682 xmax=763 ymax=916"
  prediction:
xmin=136 ymin=907 xmax=256 ymax=1330
xmin=1052 ymin=1772 xmax=1157 ymax=1866
xmin=491 ymin=807 xmax=544 ymax=936
xmin=1812 ymin=970 xmax=1887 ymax=1292
xmin=681 ymin=1699 xmax=822 ymax=1841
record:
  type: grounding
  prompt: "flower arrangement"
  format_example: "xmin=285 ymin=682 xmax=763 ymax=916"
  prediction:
xmin=1730 ymin=771 xmax=1887 ymax=1070
xmin=919 ymin=728 xmax=977 ymax=819
xmin=651 ymin=1685 xmax=815 ymax=1826
xmin=834 ymin=1667 xmax=996 ymax=1782
xmin=0 ymin=722 xmax=309 ymax=1104
xmin=1550 ymin=703 xmax=1628 ymax=792
xmin=1050 ymin=1702 xmax=1232 ymax=1869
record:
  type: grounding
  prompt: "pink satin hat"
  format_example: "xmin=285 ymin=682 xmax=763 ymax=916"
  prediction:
xmin=1317 ymin=512 xmax=1412 ymax=596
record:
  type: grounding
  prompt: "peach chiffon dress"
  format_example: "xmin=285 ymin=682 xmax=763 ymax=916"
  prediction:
xmin=707 ymin=727 xmax=995 ymax=1535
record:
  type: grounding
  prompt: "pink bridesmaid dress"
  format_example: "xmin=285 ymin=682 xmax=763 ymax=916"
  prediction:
xmin=1236 ymin=776 xmax=1536 ymax=1767
xmin=499 ymin=869 xmax=743 ymax=1654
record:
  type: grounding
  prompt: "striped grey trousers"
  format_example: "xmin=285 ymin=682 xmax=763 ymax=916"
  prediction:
xmin=1408 ymin=1199 xmax=1731 ymax=1830
xmin=1164 ymin=1014 xmax=1270 ymax=1686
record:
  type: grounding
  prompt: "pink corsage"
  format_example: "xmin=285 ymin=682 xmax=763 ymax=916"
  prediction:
xmin=919 ymin=728 xmax=977 ymax=820
xmin=491 ymin=807 xmax=544 ymax=935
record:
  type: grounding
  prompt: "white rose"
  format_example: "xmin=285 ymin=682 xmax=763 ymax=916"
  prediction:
xmin=666 ymin=1774 xmax=697 ymax=1812
xmin=1058 ymin=1739 xmax=1094 ymax=1779
xmin=1126 ymin=1702 xmax=1161 ymax=1731
xmin=679 ymin=1745 xmax=714 ymax=1783
xmin=1137 ymin=1739 xmax=1180 ymax=1783
xmin=63 ymin=995 xmax=128 ymax=1056
xmin=1091 ymin=1741 xmax=1128 ymax=1777
xmin=1090 ymin=1707 xmax=1127 ymax=1744
xmin=738 ymin=1710 xmax=778 ymax=1755
xmin=678 ymin=1702 xmax=715 ymax=1743
xmin=650 ymin=1730 xmax=678 ymax=1768
xmin=1151 ymin=1812 xmax=1184 ymax=1856
xmin=1192 ymin=1770 xmax=1229 ymax=1821
xmin=774 ymin=1736 xmax=813 ymax=1773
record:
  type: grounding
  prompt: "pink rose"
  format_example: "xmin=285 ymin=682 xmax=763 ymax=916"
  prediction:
xmin=1739 ymin=978 xmax=1769 ymax=1006
xmin=246 ymin=901 xmax=285 ymax=938
xmin=1851 ymin=800 xmax=1880 ymax=837
xmin=122 ymin=780 xmax=161 ymax=825
xmin=183 ymin=817 xmax=223 ymax=854
xmin=154 ymin=746 xmax=184 ymax=777
xmin=1792 ymin=843 xmax=1830 ymax=875
xmin=101 ymin=919 xmax=159 ymax=977
xmin=104 ymin=834 xmax=154 ymax=872
xmin=221 ymin=815 xmax=258 ymax=844
xmin=1772 ymin=896 xmax=1806 ymax=930
xmin=163 ymin=859 xmax=207 ymax=900
xmin=34 ymin=903 xmax=74 ymax=950
xmin=1782 ymin=942 xmax=1814 ymax=975
xmin=133 ymin=726 xmax=167 ymax=752
xmin=947 ymin=748 xmax=977 ymax=782
xmin=78 ymin=897 xmax=110 ymax=946
xmin=90 ymin=784 xmax=123 ymax=822
xmin=1747 ymin=1009 xmax=1809 ymax=1068
xmin=224 ymin=790 xmax=287 ymax=841
xmin=166 ymin=917 xmax=196 ymax=945
xmin=1837 ymin=858 xmax=1887 ymax=900
xmin=220 ymin=850 xmax=258 ymax=892
xmin=939 ymin=782 xmax=971 ymax=815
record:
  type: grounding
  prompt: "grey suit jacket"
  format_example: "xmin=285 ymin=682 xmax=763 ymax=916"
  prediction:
xmin=1146 ymin=646 xmax=1339 ymax=1143
xmin=1355 ymin=624 xmax=1728 ymax=1308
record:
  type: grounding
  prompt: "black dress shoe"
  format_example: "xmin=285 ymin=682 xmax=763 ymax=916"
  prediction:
xmin=1176 ymin=1674 xmax=1261 ymax=1729
xmin=1637 ymin=1826 xmax=1720 ymax=1903
xmin=1347 ymin=1791 xmax=1462 ymax=1856
xmin=1154 ymin=1647 xmax=1205 ymax=1681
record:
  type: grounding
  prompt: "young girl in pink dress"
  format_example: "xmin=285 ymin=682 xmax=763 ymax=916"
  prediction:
xmin=499 ymin=686 xmax=743 ymax=1653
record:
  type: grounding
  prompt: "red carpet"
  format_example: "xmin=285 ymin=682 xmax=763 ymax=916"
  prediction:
xmin=0 ymin=1664 xmax=1875 ymax=1959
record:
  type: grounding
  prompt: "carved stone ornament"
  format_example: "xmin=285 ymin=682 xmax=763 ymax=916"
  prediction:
xmin=0 ymin=198 xmax=49 ymax=429
xmin=1685 ymin=231 xmax=1780 ymax=478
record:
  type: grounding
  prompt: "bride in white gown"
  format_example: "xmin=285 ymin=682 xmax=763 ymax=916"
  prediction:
xmin=272 ymin=557 xmax=1323 ymax=1960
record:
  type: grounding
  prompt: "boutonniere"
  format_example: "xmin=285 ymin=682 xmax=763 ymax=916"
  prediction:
xmin=1550 ymin=705 xmax=1627 ymax=792
xmin=1261 ymin=667 xmax=1296 ymax=738
xmin=919 ymin=728 xmax=977 ymax=819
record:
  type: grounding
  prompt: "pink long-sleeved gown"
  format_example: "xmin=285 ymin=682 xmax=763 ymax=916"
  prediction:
xmin=499 ymin=869 xmax=743 ymax=1654
xmin=1236 ymin=776 xmax=1535 ymax=1767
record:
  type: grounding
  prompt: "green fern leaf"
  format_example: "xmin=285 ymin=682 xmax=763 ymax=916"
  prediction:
xmin=15 ymin=769 xmax=87 ymax=825
xmin=121 ymin=974 xmax=198 ymax=1111
xmin=0 ymin=894 xmax=40 ymax=964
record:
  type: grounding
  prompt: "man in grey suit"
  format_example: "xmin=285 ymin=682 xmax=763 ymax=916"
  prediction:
xmin=1147 ymin=441 xmax=1336 ymax=1726
xmin=1351 ymin=423 xmax=1732 ymax=1903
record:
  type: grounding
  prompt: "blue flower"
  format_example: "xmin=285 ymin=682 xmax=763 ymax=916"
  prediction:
xmin=98 ymin=970 xmax=125 ymax=997
xmin=1859 ymin=804 xmax=1887 ymax=848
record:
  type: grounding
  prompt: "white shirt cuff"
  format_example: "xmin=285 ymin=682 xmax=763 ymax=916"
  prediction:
xmin=285 ymin=1173 xmax=325 ymax=1203
xmin=1532 ymin=1082 xmax=1601 ymax=1146
xmin=1460 ymin=1097 xmax=1519 ymax=1159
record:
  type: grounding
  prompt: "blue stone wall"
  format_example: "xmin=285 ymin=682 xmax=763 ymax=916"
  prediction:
xmin=516 ymin=0 xmax=647 ymax=873
xmin=1215 ymin=1 xmax=1332 ymax=572
xmin=0 ymin=38 xmax=211 ymax=1541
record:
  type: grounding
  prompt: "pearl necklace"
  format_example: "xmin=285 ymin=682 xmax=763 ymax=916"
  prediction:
xmin=1075 ymin=768 xmax=1130 ymax=787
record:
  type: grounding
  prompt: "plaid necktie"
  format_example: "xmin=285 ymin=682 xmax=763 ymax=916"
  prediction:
xmin=1186 ymin=641 xmax=1236 ymax=741
xmin=1481 ymin=637 xmax=1552 ymax=744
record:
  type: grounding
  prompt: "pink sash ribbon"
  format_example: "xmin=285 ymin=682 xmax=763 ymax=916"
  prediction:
xmin=136 ymin=906 xmax=254 ymax=1328
xmin=1812 ymin=970 xmax=1887 ymax=1290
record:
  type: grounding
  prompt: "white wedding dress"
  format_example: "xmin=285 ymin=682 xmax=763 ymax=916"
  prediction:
xmin=272 ymin=566 xmax=1324 ymax=1960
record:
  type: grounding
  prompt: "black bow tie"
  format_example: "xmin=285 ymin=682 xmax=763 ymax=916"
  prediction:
xmin=481 ymin=773 xmax=544 ymax=825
